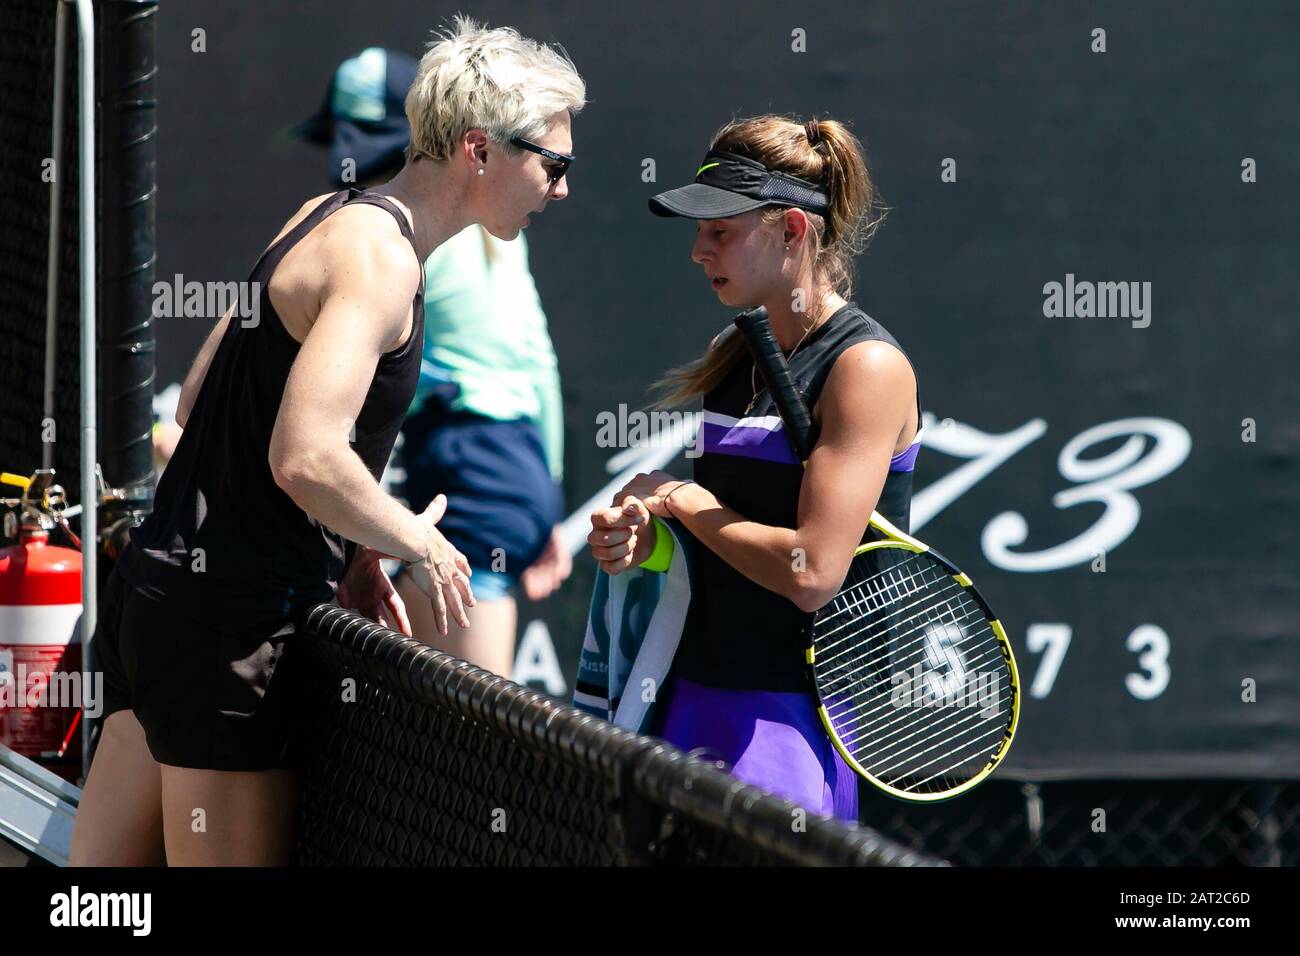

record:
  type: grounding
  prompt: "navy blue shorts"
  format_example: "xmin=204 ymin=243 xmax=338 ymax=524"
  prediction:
xmin=400 ymin=406 xmax=560 ymax=591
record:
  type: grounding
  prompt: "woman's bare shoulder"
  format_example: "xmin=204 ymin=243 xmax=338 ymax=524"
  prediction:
xmin=262 ymin=191 xmax=339 ymax=253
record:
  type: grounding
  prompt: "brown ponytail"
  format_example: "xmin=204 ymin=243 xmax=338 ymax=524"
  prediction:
xmin=649 ymin=114 xmax=887 ymax=409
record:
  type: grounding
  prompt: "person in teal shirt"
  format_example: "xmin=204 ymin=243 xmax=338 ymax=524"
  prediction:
xmin=296 ymin=47 xmax=571 ymax=676
xmin=396 ymin=221 xmax=571 ymax=674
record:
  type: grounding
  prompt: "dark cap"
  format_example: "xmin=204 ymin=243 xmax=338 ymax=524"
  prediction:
xmin=648 ymin=149 xmax=830 ymax=220
xmin=293 ymin=47 xmax=419 ymax=186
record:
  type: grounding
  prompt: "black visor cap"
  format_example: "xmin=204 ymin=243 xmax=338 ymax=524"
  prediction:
xmin=649 ymin=149 xmax=830 ymax=220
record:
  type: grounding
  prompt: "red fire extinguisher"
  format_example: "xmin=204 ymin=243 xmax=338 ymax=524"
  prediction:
xmin=0 ymin=470 xmax=83 ymax=769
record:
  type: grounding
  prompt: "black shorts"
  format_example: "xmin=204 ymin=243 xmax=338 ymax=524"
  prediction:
xmin=95 ymin=565 xmax=309 ymax=772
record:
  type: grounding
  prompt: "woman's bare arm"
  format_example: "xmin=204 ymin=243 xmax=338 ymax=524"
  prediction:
xmin=266 ymin=208 xmax=428 ymax=562
xmin=647 ymin=340 xmax=914 ymax=611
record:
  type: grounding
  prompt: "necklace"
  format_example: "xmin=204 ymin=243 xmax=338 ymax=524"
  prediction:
xmin=745 ymin=301 xmax=835 ymax=414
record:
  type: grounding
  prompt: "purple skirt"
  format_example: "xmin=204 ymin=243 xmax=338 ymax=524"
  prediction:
xmin=657 ymin=676 xmax=859 ymax=822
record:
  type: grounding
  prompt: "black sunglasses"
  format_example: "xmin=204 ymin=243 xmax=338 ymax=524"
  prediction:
xmin=509 ymin=136 xmax=574 ymax=185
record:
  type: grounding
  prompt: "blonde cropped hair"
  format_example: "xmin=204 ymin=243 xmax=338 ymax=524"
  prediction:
xmin=405 ymin=15 xmax=587 ymax=163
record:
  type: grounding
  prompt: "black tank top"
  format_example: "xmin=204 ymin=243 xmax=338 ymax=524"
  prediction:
xmin=118 ymin=188 xmax=425 ymax=626
xmin=674 ymin=302 xmax=923 ymax=692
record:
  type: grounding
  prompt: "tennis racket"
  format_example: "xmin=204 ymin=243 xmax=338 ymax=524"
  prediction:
xmin=733 ymin=306 xmax=1020 ymax=803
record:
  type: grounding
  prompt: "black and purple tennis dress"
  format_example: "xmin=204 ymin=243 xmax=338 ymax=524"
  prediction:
xmin=654 ymin=302 xmax=922 ymax=821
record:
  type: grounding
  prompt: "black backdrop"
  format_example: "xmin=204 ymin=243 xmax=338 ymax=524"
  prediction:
xmin=150 ymin=1 xmax=1299 ymax=778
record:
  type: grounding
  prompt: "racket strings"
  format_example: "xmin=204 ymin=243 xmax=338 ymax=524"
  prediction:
xmin=834 ymin=676 xmax=1012 ymax=793
xmin=877 ymin=719 xmax=1010 ymax=785
xmin=841 ymin=678 xmax=1011 ymax=760
xmin=862 ymin=718 xmax=1008 ymax=795
xmin=828 ymin=635 xmax=1012 ymax=781
xmin=819 ymin=567 xmax=993 ymax=699
xmin=812 ymin=547 xmax=1014 ymax=795
xmin=830 ymin=651 xmax=1012 ymax=783
xmin=853 ymin=718 xmax=1008 ymax=797
xmin=815 ymin=549 xmax=938 ymax=632
xmin=817 ymin=572 xmax=983 ymax=684
xmin=820 ymin=615 xmax=994 ymax=732
xmin=828 ymin=642 xmax=1009 ymax=741
xmin=830 ymin=686 xmax=1012 ymax=785
xmin=815 ymin=555 xmax=970 ymax=657
xmin=818 ymin=552 xmax=999 ymax=691
xmin=820 ymin=592 xmax=998 ymax=706
xmin=866 ymin=720 xmax=1011 ymax=794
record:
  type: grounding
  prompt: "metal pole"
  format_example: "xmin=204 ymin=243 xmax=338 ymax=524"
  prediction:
xmin=74 ymin=0 xmax=97 ymax=781
xmin=43 ymin=2 xmax=69 ymax=472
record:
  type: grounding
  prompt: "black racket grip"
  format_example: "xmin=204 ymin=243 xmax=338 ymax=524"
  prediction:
xmin=733 ymin=306 xmax=814 ymax=461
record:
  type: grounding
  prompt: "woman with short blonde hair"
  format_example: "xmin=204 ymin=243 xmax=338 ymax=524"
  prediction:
xmin=72 ymin=16 xmax=585 ymax=867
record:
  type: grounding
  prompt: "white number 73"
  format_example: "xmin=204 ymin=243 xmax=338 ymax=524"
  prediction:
xmin=1025 ymin=622 xmax=1170 ymax=700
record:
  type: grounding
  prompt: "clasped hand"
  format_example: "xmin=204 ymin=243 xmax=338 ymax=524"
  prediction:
xmin=585 ymin=470 xmax=685 ymax=575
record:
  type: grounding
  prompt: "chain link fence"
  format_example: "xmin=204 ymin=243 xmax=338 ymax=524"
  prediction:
xmin=857 ymin=779 xmax=1297 ymax=866
xmin=292 ymin=605 xmax=1294 ymax=867
xmin=292 ymin=604 xmax=946 ymax=867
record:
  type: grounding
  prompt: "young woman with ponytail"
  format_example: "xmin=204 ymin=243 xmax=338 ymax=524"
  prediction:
xmin=586 ymin=115 xmax=922 ymax=821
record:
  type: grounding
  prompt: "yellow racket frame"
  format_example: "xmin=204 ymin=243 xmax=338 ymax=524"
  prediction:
xmin=805 ymin=510 xmax=1022 ymax=803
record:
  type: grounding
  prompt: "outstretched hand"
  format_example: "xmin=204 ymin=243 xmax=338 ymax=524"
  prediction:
xmin=407 ymin=493 xmax=476 ymax=636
